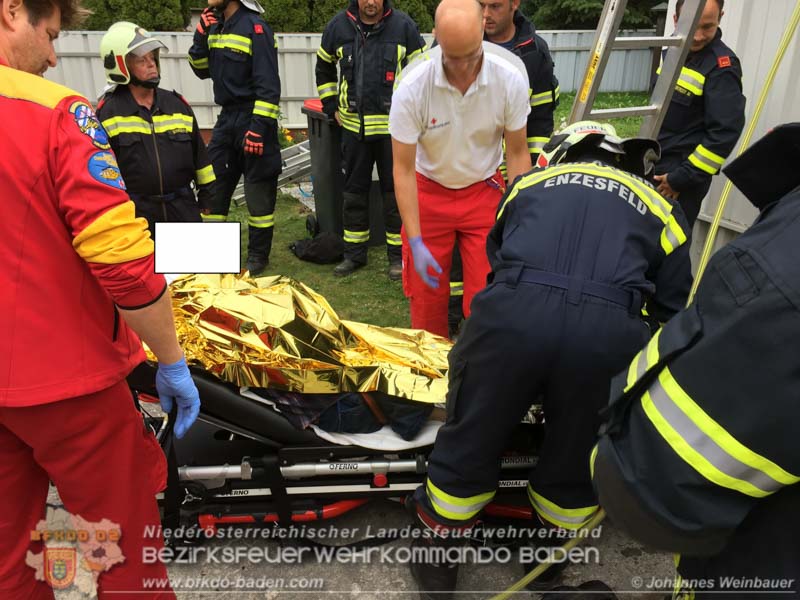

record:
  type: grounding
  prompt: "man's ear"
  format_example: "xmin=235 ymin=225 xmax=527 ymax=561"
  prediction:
xmin=1 ymin=0 xmax=26 ymax=29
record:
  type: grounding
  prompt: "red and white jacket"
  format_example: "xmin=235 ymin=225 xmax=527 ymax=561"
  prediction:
xmin=0 ymin=60 xmax=166 ymax=407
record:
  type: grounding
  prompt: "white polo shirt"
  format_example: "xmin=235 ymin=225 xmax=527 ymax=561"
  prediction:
xmin=389 ymin=42 xmax=530 ymax=189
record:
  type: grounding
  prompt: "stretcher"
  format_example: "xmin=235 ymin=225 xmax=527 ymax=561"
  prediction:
xmin=127 ymin=362 xmax=544 ymax=538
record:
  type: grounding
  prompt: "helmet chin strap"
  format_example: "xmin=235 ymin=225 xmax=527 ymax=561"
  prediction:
xmin=130 ymin=74 xmax=160 ymax=89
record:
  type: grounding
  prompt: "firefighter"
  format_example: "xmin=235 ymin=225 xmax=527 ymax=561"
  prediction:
xmin=316 ymin=0 xmax=426 ymax=279
xmin=593 ymin=123 xmax=800 ymax=599
xmin=654 ymin=0 xmax=745 ymax=229
xmin=408 ymin=121 xmax=693 ymax=598
xmin=97 ymin=22 xmax=216 ymax=239
xmin=447 ymin=0 xmax=559 ymax=337
xmin=188 ymin=0 xmax=281 ymax=275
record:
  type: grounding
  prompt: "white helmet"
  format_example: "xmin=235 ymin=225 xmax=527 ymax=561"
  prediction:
xmin=100 ymin=21 xmax=167 ymax=86
xmin=538 ymin=121 xmax=661 ymax=178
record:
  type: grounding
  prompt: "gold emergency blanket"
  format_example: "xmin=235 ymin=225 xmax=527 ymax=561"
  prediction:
xmin=147 ymin=274 xmax=452 ymax=403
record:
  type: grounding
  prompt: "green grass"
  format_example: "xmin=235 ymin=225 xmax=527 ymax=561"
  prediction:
xmin=555 ymin=92 xmax=650 ymax=138
xmin=230 ymin=198 xmax=410 ymax=328
xmin=232 ymin=91 xmax=649 ymax=328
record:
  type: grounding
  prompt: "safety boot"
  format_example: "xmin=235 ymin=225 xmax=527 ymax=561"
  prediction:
xmin=245 ymin=257 xmax=269 ymax=276
xmin=333 ymin=258 xmax=366 ymax=277
xmin=388 ymin=260 xmax=403 ymax=281
xmin=409 ymin=535 xmax=460 ymax=600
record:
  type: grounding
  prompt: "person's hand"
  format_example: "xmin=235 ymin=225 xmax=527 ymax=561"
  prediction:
xmin=196 ymin=8 xmax=218 ymax=36
xmin=155 ymin=356 xmax=201 ymax=439
xmin=408 ymin=236 xmax=442 ymax=289
xmin=654 ymin=174 xmax=680 ymax=201
xmin=243 ymin=130 xmax=264 ymax=156
xmin=334 ymin=112 xmax=341 ymax=126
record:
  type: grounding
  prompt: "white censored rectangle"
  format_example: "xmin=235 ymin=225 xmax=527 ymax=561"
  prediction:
xmin=154 ymin=222 xmax=241 ymax=274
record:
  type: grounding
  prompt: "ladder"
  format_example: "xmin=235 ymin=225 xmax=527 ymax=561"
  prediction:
xmin=569 ymin=0 xmax=706 ymax=139
xmin=233 ymin=139 xmax=312 ymax=205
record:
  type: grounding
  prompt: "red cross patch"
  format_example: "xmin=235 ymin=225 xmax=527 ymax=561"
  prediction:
xmin=254 ymin=24 xmax=263 ymax=34
xmin=718 ymin=55 xmax=731 ymax=68
xmin=431 ymin=118 xmax=437 ymax=125
xmin=385 ymin=71 xmax=395 ymax=82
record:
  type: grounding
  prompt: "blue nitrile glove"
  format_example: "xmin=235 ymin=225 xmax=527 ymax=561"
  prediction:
xmin=408 ymin=236 xmax=442 ymax=289
xmin=155 ymin=356 xmax=200 ymax=439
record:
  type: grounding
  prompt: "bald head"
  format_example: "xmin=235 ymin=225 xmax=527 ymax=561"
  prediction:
xmin=435 ymin=0 xmax=483 ymax=56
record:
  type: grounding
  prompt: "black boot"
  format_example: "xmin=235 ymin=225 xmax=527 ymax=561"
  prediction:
xmin=541 ymin=580 xmax=617 ymax=599
xmin=519 ymin=543 xmax=569 ymax=592
xmin=409 ymin=535 xmax=460 ymax=600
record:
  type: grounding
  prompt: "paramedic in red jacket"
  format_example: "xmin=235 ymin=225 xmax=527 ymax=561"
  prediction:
xmin=0 ymin=0 xmax=200 ymax=597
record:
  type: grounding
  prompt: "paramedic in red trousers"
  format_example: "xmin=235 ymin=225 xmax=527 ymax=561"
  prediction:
xmin=407 ymin=122 xmax=693 ymax=597
xmin=0 ymin=0 xmax=200 ymax=596
xmin=389 ymin=0 xmax=531 ymax=338
xmin=188 ymin=0 xmax=281 ymax=276
xmin=447 ymin=0 xmax=560 ymax=337
xmin=97 ymin=22 xmax=216 ymax=240
xmin=315 ymin=0 xmax=426 ymax=280
xmin=653 ymin=0 xmax=745 ymax=229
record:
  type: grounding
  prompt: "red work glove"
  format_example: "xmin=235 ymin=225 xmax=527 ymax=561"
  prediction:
xmin=243 ymin=131 xmax=264 ymax=156
xmin=197 ymin=8 xmax=218 ymax=36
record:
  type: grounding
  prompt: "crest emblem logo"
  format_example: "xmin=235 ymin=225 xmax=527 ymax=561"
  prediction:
xmin=44 ymin=548 xmax=77 ymax=590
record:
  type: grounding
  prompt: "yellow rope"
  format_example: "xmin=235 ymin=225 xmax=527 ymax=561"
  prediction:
xmin=489 ymin=509 xmax=607 ymax=600
xmin=688 ymin=0 xmax=800 ymax=303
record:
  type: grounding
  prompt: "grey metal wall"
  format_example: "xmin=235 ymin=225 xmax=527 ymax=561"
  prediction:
xmin=661 ymin=0 xmax=800 ymax=260
xmin=46 ymin=30 xmax=654 ymax=130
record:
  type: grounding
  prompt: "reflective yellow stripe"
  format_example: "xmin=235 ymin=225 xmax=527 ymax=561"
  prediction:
xmin=426 ymin=479 xmax=495 ymax=521
xmin=248 ymin=214 xmax=274 ymax=228
xmin=209 ymin=34 xmax=252 ymax=55
xmin=589 ymin=444 xmax=599 ymax=480
xmin=72 ymin=202 xmax=153 ymax=264
xmin=527 ymin=136 xmax=549 ymax=153
xmin=153 ymin=113 xmax=193 ymax=134
xmin=406 ymin=45 xmax=425 ymax=63
xmin=528 ymin=485 xmax=599 ymax=530
xmin=253 ymin=100 xmax=279 ymax=119
xmin=103 ymin=114 xmax=193 ymax=136
xmin=101 ymin=116 xmax=151 ymax=137
xmin=625 ymin=328 xmax=662 ymax=391
xmin=386 ymin=232 xmax=402 ymax=246
xmin=688 ymin=144 xmax=725 ymax=175
xmin=316 ymin=46 xmax=335 ymax=63
xmin=677 ymin=67 xmax=705 ymax=96
xmin=317 ymin=82 xmax=338 ymax=100
xmin=339 ymin=110 xmax=390 ymax=136
xmin=642 ymin=367 xmax=800 ymax=498
xmin=195 ymin=165 xmax=215 ymax=186
xmin=202 ymin=213 xmax=227 ymax=222
xmin=343 ymin=229 xmax=369 ymax=243
xmin=531 ymin=89 xmax=555 ymax=107
xmin=498 ymin=163 xmax=672 ymax=223
xmin=188 ymin=55 xmax=209 ymax=69
xmin=449 ymin=281 xmax=463 ymax=296
xmin=658 ymin=64 xmax=706 ymax=96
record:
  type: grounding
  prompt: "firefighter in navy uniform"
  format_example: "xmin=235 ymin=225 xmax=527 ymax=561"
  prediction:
xmin=408 ymin=121 xmax=693 ymax=598
xmin=188 ymin=0 xmax=281 ymax=275
xmin=448 ymin=0 xmax=559 ymax=337
xmin=653 ymin=0 xmax=745 ymax=229
xmin=316 ymin=0 xmax=426 ymax=279
xmin=97 ymin=22 xmax=216 ymax=239
xmin=593 ymin=123 xmax=800 ymax=600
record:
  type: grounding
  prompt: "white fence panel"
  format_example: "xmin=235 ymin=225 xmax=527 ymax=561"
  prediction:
xmin=48 ymin=30 xmax=654 ymax=129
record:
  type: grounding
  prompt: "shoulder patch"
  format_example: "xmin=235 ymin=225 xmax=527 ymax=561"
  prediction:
xmin=87 ymin=151 xmax=126 ymax=190
xmin=69 ymin=100 xmax=111 ymax=150
xmin=718 ymin=55 xmax=732 ymax=68
xmin=254 ymin=23 xmax=263 ymax=34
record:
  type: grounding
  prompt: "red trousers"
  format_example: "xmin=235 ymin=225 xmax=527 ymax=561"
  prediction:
xmin=0 ymin=379 xmax=174 ymax=599
xmin=402 ymin=172 xmax=503 ymax=338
